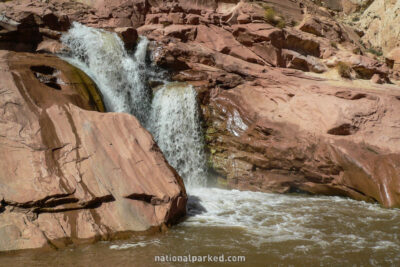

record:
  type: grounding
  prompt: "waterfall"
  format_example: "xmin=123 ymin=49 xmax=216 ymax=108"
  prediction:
xmin=61 ymin=23 xmax=207 ymax=187
xmin=147 ymin=83 xmax=207 ymax=187
xmin=60 ymin=22 xmax=151 ymax=123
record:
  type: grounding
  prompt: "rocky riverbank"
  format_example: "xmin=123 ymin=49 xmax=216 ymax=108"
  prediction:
xmin=0 ymin=0 xmax=399 ymax=252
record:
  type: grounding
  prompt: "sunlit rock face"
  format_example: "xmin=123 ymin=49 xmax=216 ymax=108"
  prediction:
xmin=0 ymin=1 xmax=400 ymax=251
xmin=204 ymin=78 xmax=400 ymax=208
xmin=0 ymin=49 xmax=187 ymax=252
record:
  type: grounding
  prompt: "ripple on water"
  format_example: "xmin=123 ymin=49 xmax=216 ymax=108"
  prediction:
xmin=2 ymin=188 xmax=399 ymax=266
xmin=184 ymin=187 xmax=400 ymax=257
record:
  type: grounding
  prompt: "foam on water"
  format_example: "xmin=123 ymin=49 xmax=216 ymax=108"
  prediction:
xmin=61 ymin=23 xmax=206 ymax=187
xmin=58 ymin=24 xmax=400 ymax=265
xmin=109 ymin=240 xmax=161 ymax=250
xmin=186 ymin=187 xmax=400 ymax=254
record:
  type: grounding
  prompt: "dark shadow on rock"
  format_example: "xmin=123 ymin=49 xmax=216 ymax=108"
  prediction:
xmin=186 ymin=194 xmax=207 ymax=217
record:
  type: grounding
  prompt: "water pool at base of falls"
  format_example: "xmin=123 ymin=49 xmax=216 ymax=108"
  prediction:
xmin=5 ymin=23 xmax=395 ymax=266
xmin=1 ymin=187 xmax=400 ymax=266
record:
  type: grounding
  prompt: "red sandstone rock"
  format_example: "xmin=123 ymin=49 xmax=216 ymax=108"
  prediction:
xmin=36 ymin=39 xmax=66 ymax=53
xmin=204 ymin=74 xmax=400 ymax=208
xmin=348 ymin=55 xmax=390 ymax=79
xmin=0 ymin=0 xmax=399 ymax=237
xmin=0 ymin=51 xmax=186 ymax=251
xmin=371 ymin=73 xmax=384 ymax=84
xmin=298 ymin=15 xmax=350 ymax=43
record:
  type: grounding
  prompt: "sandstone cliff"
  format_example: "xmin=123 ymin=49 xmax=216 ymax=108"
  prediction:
xmin=134 ymin=0 xmax=400 ymax=207
xmin=0 ymin=0 xmax=399 ymax=251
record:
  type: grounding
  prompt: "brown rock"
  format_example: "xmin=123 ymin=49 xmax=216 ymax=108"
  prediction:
xmin=371 ymin=73 xmax=384 ymax=84
xmin=164 ymin=25 xmax=197 ymax=42
xmin=79 ymin=0 xmax=148 ymax=28
xmin=0 ymin=51 xmax=186 ymax=251
xmin=231 ymin=24 xmax=284 ymax=66
xmin=36 ymin=39 xmax=66 ymax=54
xmin=168 ymin=12 xmax=185 ymax=24
xmin=282 ymin=49 xmax=327 ymax=73
xmin=237 ymin=14 xmax=250 ymax=24
xmin=0 ymin=14 xmax=42 ymax=52
xmin=114 ymin=27 xmax=138 ymax=50
xmin=387 ymin=48 xmax=400 ymax=72
xmin=283 ymin=29 xmax=322 ymax=58
xmin=186 ymin=14 xmax=201 ymax=25
xmin=298 ymin=15 xmax=349 ymax=43
xmin=348 ymin=55 xmax=390 ymax=79
xmin=204 ymin=72 xmax=400 ymax=208
xmin=195 ymin=24 xmax=265 ymax=65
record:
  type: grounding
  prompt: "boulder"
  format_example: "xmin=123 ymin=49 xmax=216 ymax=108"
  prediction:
xmin=283 ymin=29 xmax=322 ymax=58
xmin=36 ymin=39 xmax=66 ymax=54
xmin=0 ymin=51 xmax=187 ymax=251
xmin=371 ymin=73 xmax=385 ymax=84
xmin=282 ymin=49 xmax=327 ymax=73
xmin=298 ymin=15 xmax=349 ymax=43
xmin=237 ymin=14 xmax=250 ymax=24
xmin=114 ymin=27 xmax=138 ymax=50
xmin=348 ymin=55 xmax=390 ymax=79
xmin=0 ymin=14 xmax=42 ymax=52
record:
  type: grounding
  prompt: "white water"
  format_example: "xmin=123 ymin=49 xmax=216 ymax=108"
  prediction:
xmin=61 ymin=22 xmax=207 ymax=188
xmin=147 ymin=83 xmax=207 ymax=187
xmin=58 ymin=24 xmax=400 ymax=266
xmin=61 ymin=22 xmax=151 ymax=123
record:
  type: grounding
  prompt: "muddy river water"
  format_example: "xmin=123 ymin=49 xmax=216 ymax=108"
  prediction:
xmin=1 ymin=187 xmax=399 ymax=266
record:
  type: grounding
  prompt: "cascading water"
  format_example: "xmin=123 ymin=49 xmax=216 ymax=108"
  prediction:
xmin=147 ymin=83 xmax=207 ymax=187
xmin=61 ymin=22 xmax=207 ymax=187
xmin=60 ymin=22 xmax=151 ymax=123
xmin=49 ymin=24 xmax=400 ymax=267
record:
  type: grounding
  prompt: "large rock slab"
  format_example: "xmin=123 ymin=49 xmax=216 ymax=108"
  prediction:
xmin=204 ymin=71 xmax=400 ymax=208
xmin=0 ymin=51 xmax=187 ymax=251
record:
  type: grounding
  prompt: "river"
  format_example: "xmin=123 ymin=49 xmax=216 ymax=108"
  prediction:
xmin=1 ymin=187 xmax=399 ymax=266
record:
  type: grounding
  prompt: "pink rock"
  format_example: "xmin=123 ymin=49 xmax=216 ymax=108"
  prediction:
xmin=0 ymin=50 xmax=186 ymax=251
xmin=237 ymin=14 xmax=251 ymax=24
xmin=36 ymin=39 xmax=67 ymax=54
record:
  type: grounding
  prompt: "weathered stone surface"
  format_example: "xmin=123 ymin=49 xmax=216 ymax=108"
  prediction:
xmin=132 ymin=1 xmax=400 ymax=209
xmin=357 ymin=0 xmax=400 ymax=56
xmin=0 ymin=0 xmax=399 ymax=248
xmin=282 ymin=49 xmax=327 ymax=73
xmin=347 ymin=54 xmax=390 ymax=79
xmin=36 ymin=39 xmax=66 ymax=54
xmin=298 ymin=15 xmax=349 ymax=43
xmin=0 ymin=51 xmax=186 ymax=251
xmin=387 ymin=48 xmax=400 ymax=72
xmin=204 ymin=75 xmax=400 ymax=208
